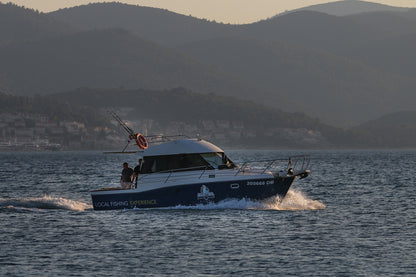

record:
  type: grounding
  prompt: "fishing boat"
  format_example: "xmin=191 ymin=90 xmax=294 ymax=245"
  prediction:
xmin=91 ymin=137 xmax=310 ymax=210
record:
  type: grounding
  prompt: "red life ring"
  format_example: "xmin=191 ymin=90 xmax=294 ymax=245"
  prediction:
xmin=135 ymin=133 xmax=148 ymax=149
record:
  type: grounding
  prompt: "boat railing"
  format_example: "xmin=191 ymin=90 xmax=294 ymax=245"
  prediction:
xmin=136 ymin=155 xmax=310 ymax=185
xmin=235 ymin=155 xmax=310 ymax=175
xmin=161 ymin=166 xmax=210 ymax=184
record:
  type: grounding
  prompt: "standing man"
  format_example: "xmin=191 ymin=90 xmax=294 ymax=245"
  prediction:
xmin=132 ymin=159 xmax=143 ymax=189
xmin=120 ymin=162 xmax=134 ymax=189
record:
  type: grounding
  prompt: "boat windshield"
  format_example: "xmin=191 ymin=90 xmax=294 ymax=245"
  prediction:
xmin=200 ymin=153 xmax=236 ymax=169
xmin=141 ymin=152 xmax=236 ymax=173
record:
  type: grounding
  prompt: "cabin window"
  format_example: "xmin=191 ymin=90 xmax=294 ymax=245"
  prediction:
xmin=141 ymin=154 xmax=212 ymax=173
xmin=141 ymin=152 xmax=236 ymax=173
xmin=201 ymin=153 xmax=223 ymax=168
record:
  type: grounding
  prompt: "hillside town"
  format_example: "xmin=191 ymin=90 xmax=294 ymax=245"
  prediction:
xmin=0 ymin=112 xmax=115 ymax=151
xmin=0 ymin=112 xmax=326 ymax=151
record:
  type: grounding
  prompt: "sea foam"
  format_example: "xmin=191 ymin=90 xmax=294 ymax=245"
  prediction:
xmin=264 ymin=189 xmax=326 ymax=211
xmin=131 ymin=189 xmax=325 ymax=211
xmin=0 ymin=195 xmax=93 ymax=212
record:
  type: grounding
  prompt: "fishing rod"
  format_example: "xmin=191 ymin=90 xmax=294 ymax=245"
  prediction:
xmin=108 ymin=111 xmax=148 ymax=152
xmin=109 ymin=111 xmax=135 ymax=138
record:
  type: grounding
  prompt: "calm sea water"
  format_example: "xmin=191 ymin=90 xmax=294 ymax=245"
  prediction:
xmin=0 ymin=149 xmax=415 ymax=276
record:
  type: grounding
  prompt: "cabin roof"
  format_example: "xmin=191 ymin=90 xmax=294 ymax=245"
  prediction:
xmin=143 ymin=139 xmax=224 ymax=157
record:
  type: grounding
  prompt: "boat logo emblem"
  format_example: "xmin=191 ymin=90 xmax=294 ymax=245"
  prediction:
xmin=197 ymin=185 xmax=215 ymax=200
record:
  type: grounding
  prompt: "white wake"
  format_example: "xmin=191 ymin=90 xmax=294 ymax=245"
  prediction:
xmin=0 ymin=195 xmax=93 ymax=212
xmin=137 ymin=189 xmax=325 ymax=211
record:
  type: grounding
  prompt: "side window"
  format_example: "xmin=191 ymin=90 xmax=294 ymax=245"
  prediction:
xmin=201 ymin=153 xmax=223 ymax=168
xmin=142 ymin=154 xmax=212 ymax=173
xmin=141 ymin=158 xmax=154 ymax=173
xmin=184 ymin=154 xmax=211 ymax=169
xmin=200 ymin=152 xmax=236 ymax=169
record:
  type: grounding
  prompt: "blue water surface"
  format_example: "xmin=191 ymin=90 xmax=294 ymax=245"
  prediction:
xmin=0 ymin=150 xmax=415 ymax=276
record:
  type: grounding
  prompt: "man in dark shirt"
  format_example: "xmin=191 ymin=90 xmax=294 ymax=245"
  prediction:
xmin=120 ymin=162 xmax=134 ymax=189
xmin=132 ymin=159 xmax=143 ymax=189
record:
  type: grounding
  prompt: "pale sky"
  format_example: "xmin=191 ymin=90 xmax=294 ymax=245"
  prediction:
xmin=6 ymin=0 xmax=416 ymax=23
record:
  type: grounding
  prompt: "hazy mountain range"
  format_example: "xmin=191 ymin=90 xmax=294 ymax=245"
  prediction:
xmin=296 ymin=0 xmax=409 ymax=16
xmin=0 ymin=2 xmax=77 ymax=45
xmin=1 ymin=0 xmax=416 ymax=147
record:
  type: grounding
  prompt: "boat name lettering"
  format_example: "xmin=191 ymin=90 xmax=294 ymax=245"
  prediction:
xmin=130 ymin=199 xmax=157 ymax=206
xmin=246 ymin=180 xmax=274 ymax=186
xmin=94 ymin=201 xmax=129 ymax=208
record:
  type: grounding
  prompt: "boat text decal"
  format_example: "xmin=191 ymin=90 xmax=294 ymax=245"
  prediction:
xmin=94 ymin=201 xmax=129 ymax=208
xmin=130 ymin=199 xmax=157 ymax=206
xmin=94 ymin=199 xmax=157 ymax=208
xmin=246 ymin=180 xmax=274 ymax=186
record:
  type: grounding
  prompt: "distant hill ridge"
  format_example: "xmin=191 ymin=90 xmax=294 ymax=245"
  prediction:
xmin=297 ymin=0 xmax=409 ymax=16
xmin=0 ymin=2 xmax=77 ymax=45
xmin=50 ymin=2 xmax=235 ymax=46
xmin=354 ymin=111 xmax=416 ymax=147
xmin=49 ymin=2 xmax=412 ymax=48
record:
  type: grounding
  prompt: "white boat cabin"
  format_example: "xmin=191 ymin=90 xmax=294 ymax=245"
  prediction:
xmin=140 ymin=139 xmax=236 ymax=174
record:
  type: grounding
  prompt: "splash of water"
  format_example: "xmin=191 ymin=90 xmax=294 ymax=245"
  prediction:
xmin=261 ymin=190 xmax=326 ymax=211
xmin=132 ymin=189 xmax=325 ymax=211
xmin=0 ymin=195 xmax=93 ymax=212
xmin=161 ymin=198 xmax=263 ymax=210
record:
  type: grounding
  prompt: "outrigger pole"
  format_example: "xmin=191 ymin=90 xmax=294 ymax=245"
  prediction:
xmin=109 ymin=111 xmax=136 ymax=139
xmin=109 ymin=111 xmax=148 ymax=153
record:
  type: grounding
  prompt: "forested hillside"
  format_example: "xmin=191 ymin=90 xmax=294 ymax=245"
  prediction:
xmin=0 ymin=2 xmax=77 ymax=45
xmin=50 ymin=2 xmax=234 ymax=46
xmin=3 ymin=88 xmax=416 ymax=148
xmin=177 ymin=36 xmax=416 ymax=124
xmin=0 ymin=92 xmax=107 ymax=126
xmin=354 ymin=111 xmax=416 ymax=147
xmin=344 ymin=33 xmax=416 ymax=78
xmin=0 ymin=28 xmax=294 ymax=111
xmin=49 ymin=87 xmax=380 ymax=148
xmin=47 ymin=2 xmax=416 ymax=125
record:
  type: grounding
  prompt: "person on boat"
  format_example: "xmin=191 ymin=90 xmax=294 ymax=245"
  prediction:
xmin=132 ymin=159 xmax=143 ymax=188
xmin=120 ymin=162 xmax=134 ymax=189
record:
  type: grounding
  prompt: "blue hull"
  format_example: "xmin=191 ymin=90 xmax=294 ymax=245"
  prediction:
xmin=91 ymin=175 xmax=297 ymax=210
